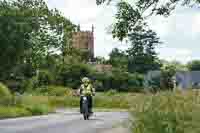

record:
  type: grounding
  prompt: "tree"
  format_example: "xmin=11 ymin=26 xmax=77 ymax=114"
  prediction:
xmin=162 ymin=60 xmax=188 ymax=71
xmin=127 ymin=23 xmax=162 ymax=73
xmin=94 ymin=56 xmax=108 ymax=64
xmin=187 ymin=60 xmax=200 ymax=71
xmin=97 ymin=0 xmax=200 ymax=41
xmin=109 ymin=48 xmax=128 ymax=70
xmin=160 ymin=64 xmax=176 ymax=90
xmin=0 ymin=0 xmax=75 ymax=79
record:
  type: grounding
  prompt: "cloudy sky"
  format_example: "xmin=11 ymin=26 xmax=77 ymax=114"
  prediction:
xmin=46 ymin=0 xmax=200 ymax=64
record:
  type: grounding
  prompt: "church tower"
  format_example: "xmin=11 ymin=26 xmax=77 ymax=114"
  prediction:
xmin=71 ymin=25 xmax=94 ymax=61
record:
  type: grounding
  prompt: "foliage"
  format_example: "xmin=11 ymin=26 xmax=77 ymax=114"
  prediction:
xmin=95 ymin=93 xmax=130 ymax=109
xmin=0 ymin=82 xmax=12 ymax=106
xmin=35 ymin=86 xmax=71 ymax=96
xmin=0 ymin=0 xmax=75 ymax=82
xmin=64 ymin=48 xmax=91 ymax=64
xmin=112 ymin=1 xmax=143 ymax=41
xmin=109 ymin=48 xmax=128 ymax=71
xmin=15 ymin=94 xmax=54 ymax=115
xmin=105 ymin=89 xmax=118 ymax=96
xmin=37 ymin=69 xmax=55 ymax=86
xmin=49 ymin=96 xmax=79 ymax=107
xmin=187 ymin=60 xmax=200 ymax=71
xmin=0 ymin=106 xmax=31 ymax=119
xmin=24 ymin=104 xmax=53 ymax=115
xmin=97 ymin=0 xmax=200 ymax=40
xmin=147 ymin=74 xmax=161 ymax=93
xmin=146 ymin=65 xmax=176 ymax=92
xmin=162 ymin=60 xmax=188 ymax=71
xmin=127 ymin=24 xmax=162 ymax=74
xmin=49 ymin=93 xmax=130 ymax=109
xmin=94 ymin=56 xmax=109 ymax=64
xmin=127 ymin=73 xmax=144 ymax=92
xmin=21 ymin=76 xmax=39 ymax=93
xmin=160 ymin=65 xmax=176 ymax=90
xmin=93 ymin=80 xmax=104 ymax=91
xmin=93 ymin=69 xmax=144 ymax=92
xmin=130 ymin=90 xmax=200 ymax=133
xmin=57 ymin=63 xmax=94 ymax=88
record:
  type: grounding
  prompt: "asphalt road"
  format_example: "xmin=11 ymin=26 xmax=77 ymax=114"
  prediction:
xmin=0 ymin=110 xmax=129 ymax=133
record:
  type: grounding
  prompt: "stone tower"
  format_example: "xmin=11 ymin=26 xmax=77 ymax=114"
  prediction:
xmin=71 ymin=25 xmax=94 ymax=60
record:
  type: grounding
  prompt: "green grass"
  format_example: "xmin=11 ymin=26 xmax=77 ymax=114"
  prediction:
xmin=0 ymin=94 xmax=55 ymax=119
xmin=129 ymin=90 xmax=200 ymax=133
xmin=0 ymin=106 xmax=31 ymax=119
xmin=0 ymin=91 xmax=131 ymax=119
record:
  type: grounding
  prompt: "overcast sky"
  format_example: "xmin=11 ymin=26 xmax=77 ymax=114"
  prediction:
xmin=46 ymin=0 xmax=200 ymax=64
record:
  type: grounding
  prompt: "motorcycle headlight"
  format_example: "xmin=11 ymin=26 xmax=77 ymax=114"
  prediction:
xmin=83 ymin=97 xmax=87 ymax=100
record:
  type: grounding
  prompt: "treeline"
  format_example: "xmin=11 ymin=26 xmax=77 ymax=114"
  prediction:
xmin=20 ymin=62 xmax=144 ymax=92
xmin=1 ymin=0 xmax=200 ymax=94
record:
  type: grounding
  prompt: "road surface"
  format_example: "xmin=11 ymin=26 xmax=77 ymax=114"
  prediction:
xmin=0 ymin=110 xmax=129 ymax=133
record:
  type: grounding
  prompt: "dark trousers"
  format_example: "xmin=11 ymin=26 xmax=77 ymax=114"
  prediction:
xmin=80 ymin=95 xmax=93 ymax=113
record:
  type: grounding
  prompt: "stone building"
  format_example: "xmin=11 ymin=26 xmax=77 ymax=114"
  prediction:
xmin=71 ymin=25 xmax=94 ymax=60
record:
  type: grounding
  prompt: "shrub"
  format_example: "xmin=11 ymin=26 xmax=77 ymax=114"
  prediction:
xmin=21 ymin=76 xmax=38 ymax=93
xmin=130 ymin=91 xmax=200 ymax=133
xmin=147 ymin=74 xmax=161 ymax=93
xmin=57 ymin=63 xmax=93 ymax=88
xmin=0 ymin=106 xmax=31 ymax=119
xmin=38 ymin=69 xmax=54 ymax=86
xmin=16 ymin=95 xmax=54 ymax=115
xmin=105 ymin=89 xmax=118 ymax=96
xmin=48 ymin=96 xmax=79 ymax=107
xmin=0 ymin=83 xmax=12 ymax=106
xmin=47 ymin=86 xmax=71 ymax=96
xmin=127 ymin=73 xmax=144 ymax=92
xmin=95 ymin=94 xmax=130 ymax=109
xmin=160 ymin=65 xmax=176 ymax=90
xmin=34 ymin=86 xmax=72 ymax=96
xmin=25 ymin=104 xmax=53 ymax=115
xmin=93 ymin=80 xmax=104 ymax=91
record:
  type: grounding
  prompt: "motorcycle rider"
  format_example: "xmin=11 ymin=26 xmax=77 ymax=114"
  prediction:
xmin=78 ymin=77 xmax=95 ymax=114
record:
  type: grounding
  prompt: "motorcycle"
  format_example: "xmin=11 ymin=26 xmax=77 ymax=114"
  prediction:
xmin=82 ymin=96 xmax=92 ymax=120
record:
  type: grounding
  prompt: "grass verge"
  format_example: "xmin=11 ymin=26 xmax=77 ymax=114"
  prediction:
xmin=130 ymin=90 xmax=200 ymax=133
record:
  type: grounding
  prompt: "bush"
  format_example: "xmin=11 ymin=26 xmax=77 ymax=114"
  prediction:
xmin=25 ymin=104 xmax=53 ymax=115
xmin=38 ymin=69 xmax=55 ymax=86
xmin=95 ymin=94 xmax=130 ymax=109
xmin=16 ymin=95 xmax=54 ymax=115
xmin=130 ymin=91 xmax=200 ymax=133
xmin=0 ymin=106 xmax=31 ymax=119
xmin=93 ymin=80 xmax=104 ymax=91
xmin=93 ymin=70 xmax=144 ymax=92
xmin=160 ymin=65 xmax=176 ymax=90
xmin=105 ymin=89 xmax=118 ymax=96
xmin=49 ymin=96 xmax=79 ymax=107
xmin=0 ymin=83 xmax=12 ymax=106
xmin=47 ymin=86 xmax=71 ymax=96
xmin=21 ymin=76 xmax=38 ymax=93
xmin=147 ymin=74 xmax=161 ymax=93
xmin=127 ymin=73 xmax=144 ymax=92
xmin=34 ymin=86 xmax=72 ymax=96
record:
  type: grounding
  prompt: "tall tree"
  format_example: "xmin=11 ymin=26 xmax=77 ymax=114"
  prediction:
xmin=162 ymin=60 xmax=188 ymax=71
xmin=97 ymin=1 xmax=162 ymax=73
xmin=97 ymin=0 xmax=200 ymax=41
xmin=187 ymin=60 xmax=200 ymax=71
xmin=109 ymin=48 xmax=128 ymax=71
xmin=127 ymin=23 xmax=162 ymax=73
xmin=0 ymin=0 xmax=75 ymax=79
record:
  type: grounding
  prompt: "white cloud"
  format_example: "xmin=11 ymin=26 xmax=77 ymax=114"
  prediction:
xmin=46 ymin=0 xmax=200 ymax=63
xmin=157 ymin=47 xmax=192 ymax=64
xmin=191 ymin=13 xmax=200 ymax=34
